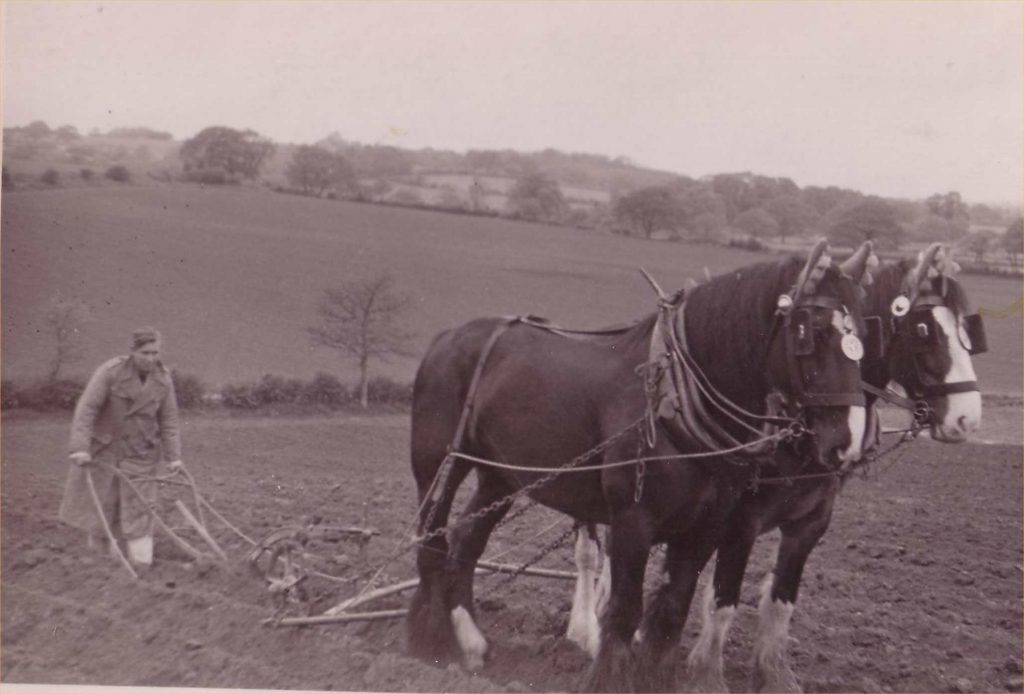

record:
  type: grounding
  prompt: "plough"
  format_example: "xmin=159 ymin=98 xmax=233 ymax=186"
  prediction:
xmin=94 ymin=462 xmax=583 ymax=627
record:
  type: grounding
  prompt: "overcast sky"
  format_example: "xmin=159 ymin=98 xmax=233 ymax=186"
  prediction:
xmin=3 ymin=1 xmax=1022 ymax=204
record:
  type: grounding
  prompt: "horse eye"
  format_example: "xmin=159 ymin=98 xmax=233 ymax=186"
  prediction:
xmin=915 ymin=323 xmax=929 ymax=339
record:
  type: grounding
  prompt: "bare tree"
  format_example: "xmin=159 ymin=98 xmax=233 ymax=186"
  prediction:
xmin=44 ymin=292 xmax=92 ymax=381
xmin=308 ymin=273 xmax=415 ymax=408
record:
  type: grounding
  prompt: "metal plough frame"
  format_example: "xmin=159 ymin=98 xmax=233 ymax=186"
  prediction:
xmin=106 ymin=462 xmax=579 ymax=625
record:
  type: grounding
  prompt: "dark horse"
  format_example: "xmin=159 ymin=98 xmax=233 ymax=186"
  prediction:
xmin=407 ymin=242 xmax=869 ymax=691
xmin=678 ymin=242 xmax=987 ymax=692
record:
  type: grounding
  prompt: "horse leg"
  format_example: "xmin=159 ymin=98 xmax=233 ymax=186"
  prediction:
xmin=445 ymin=474 xmax=513 ymax=672
xmin=595 ymin=531 xmax=612 ymax=616
xmin=581 ymin=508 xmax=654 ymax=693
xmin=406 ymin=458 xmax=473 ymax=666
xmin=635 ymin=531 xmax=722 ymax=692
xmin=685 ymin=519 xmax=759 ymax=692
xmin=750 ymin=503 xmax=833 ymax=693
xmin=567 ymin=523 xmax=603 ymax=658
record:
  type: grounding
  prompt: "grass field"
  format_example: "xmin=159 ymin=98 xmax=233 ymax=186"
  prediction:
xmin=2 ymin=184 xmax=1021 ymax=394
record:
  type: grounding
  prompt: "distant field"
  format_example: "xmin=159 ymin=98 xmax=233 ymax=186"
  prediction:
xmin=2 ymin=184 xmax=1020 ymax=395
xmin=412 ymin=173 xmax=609 ymax=212
xmin=3 ymin=134 xmax=180 ymax=185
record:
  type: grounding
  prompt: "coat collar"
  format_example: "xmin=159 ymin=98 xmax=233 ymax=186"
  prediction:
xmin=114 ymin=357 xmax=169 ymax=414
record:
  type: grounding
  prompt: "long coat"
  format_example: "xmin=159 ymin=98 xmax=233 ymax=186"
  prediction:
xmin=58 ymin=356 xmax=182 ymax=538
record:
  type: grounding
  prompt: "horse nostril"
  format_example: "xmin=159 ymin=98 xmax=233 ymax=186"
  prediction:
xmin=957 ymin=415 xmax=969 ymax=431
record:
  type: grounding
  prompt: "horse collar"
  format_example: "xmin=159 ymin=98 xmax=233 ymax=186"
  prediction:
xmin=647 ymin=299 xmax=796 ymax=461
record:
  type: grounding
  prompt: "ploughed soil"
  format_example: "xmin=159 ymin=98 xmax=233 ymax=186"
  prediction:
xmin=2 ymin=411 xmax=1022 ymax=693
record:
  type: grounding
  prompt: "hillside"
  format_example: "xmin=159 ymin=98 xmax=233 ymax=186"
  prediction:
xmin=1 ymin=125 xmax=669 ymax=212
xmin=5 ymin=123 xmax=1021 ymax=261
xmin=2 ymin=184 xmax=1021 ymax=394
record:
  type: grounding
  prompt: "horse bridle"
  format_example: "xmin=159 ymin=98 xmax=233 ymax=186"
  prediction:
xmin=861 ymin=290 xmax=987 ymax=423
xmin=769 ymin=291 xmax=867 ymax=411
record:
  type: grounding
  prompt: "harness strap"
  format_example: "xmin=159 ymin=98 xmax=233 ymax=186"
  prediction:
xmin=516 ymin=316 xmax=637 ymax=338
xmin=671 ymin=307 xmax=774 ymax=442
xmin=651 ymin=309 xmax=735 ymax=452
xmin=800 ymin=392 xmax=869 ymax=407
xmin=650 ymin=301 xmax=794 ymax=462
xmin=781 ymin=307 xmax=866 ymax=409
xmin=861 ymin=381 xmax=918 ymax=411
xmin=669 ymin=306 xmax=764 ymax=443
xmin=668 ymin=305 xmax=795 ymax=427
xmin=449 ymin=317 xmax=521 ymax=457
xmin=920 ymin=380 xmax=980 ymax=397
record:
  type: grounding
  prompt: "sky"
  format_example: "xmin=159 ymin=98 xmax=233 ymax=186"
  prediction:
xmin=2 ymin=1 xmax=1022 ymax=205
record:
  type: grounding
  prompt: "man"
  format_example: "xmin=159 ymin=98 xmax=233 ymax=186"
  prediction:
xmin=58 ymin=327 xmax=183 ymax=567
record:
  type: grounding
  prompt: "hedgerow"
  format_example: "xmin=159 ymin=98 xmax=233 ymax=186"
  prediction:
xmin=2 ymin=378 xmax=86 ymax=411
xmin=1 ymin=372 xmax=411 ymax=413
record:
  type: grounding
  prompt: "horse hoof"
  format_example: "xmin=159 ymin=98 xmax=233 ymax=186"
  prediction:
xmin=638 ymin=664 xmax=681 ymax=692
xmin=682 ymin=674 xmax=730 ymax=693
xmin=451 ymin=606 xmax=488 ymax=673
xmin=580 ymin=641 xmax=637 ymax=692
xmin=751 ymin=669 xmax=802 ymax=693
xmin=463 ymin=653 xmax=485 ymax=672
xmin=567 ymin=620 xmax=602 ymax=659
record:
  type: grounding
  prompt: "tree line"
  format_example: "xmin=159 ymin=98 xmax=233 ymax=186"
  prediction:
xmin=6 ymin=120 xmax=1021 ymax=262
xmin=172 ymin=125 xmax=1021 ymax=260
xmin=612 ymin=176 xmax=1021 ymax=260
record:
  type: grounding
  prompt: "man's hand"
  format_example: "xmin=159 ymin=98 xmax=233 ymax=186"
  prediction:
xmin=167 ymin=459 xmax=184 ymax=472
xmin=69 ymin=451 xmax=92 ymax=467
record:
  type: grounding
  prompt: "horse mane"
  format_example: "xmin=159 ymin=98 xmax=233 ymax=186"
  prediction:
xmin=864 ymin=260 xmax=909 ymax=318
xmin=682 ymin=255 xmax=806 ymax=412
xmin=866 ymin=259 xmax=971 ymax=318
xmin=940 ymin=274 xmax=971 ymax=315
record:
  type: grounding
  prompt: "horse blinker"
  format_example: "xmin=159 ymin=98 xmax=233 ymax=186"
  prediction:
xmin=790 ymin=308 xmax=815 ymax=356
xmin=863 ymin=316 xmax=885 ymax=361
xmin=962 ymin=313 xmax=987 ymax=355
xmin=909 ymin=312 xmax=938 ymax=353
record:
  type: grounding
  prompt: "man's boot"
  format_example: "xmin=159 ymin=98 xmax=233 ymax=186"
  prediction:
xmin=126 ymin=535 xmax=153 ymax=566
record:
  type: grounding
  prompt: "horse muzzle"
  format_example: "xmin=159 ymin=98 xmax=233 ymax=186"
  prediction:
xmin=928 ymin=390 xmax=982 ymax=443
xmin=809 ymin=405 xmax=866 ymax=468
xmin=930 ymin=424 xmax=969 ymax=443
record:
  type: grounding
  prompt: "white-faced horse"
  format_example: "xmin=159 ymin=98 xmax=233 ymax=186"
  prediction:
xmin=566 ymin=243 xmax=986 ymax=692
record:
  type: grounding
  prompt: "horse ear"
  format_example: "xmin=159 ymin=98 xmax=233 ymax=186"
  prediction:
xmin=839 ymin=240 xmax=878 ymax=287
xmin=908 ymin=242 xmax=943 ymax=292
xmin=797 ymin=238 xmax=832 ymax=296
xmin=935 ymin=244 xmax=961 ymax=275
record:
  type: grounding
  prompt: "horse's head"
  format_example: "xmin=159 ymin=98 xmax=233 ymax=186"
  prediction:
xmin=863 ymin=243 xmax=984 ymax=442
xmin=765 ymin=240 xmax=868 ymax=468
